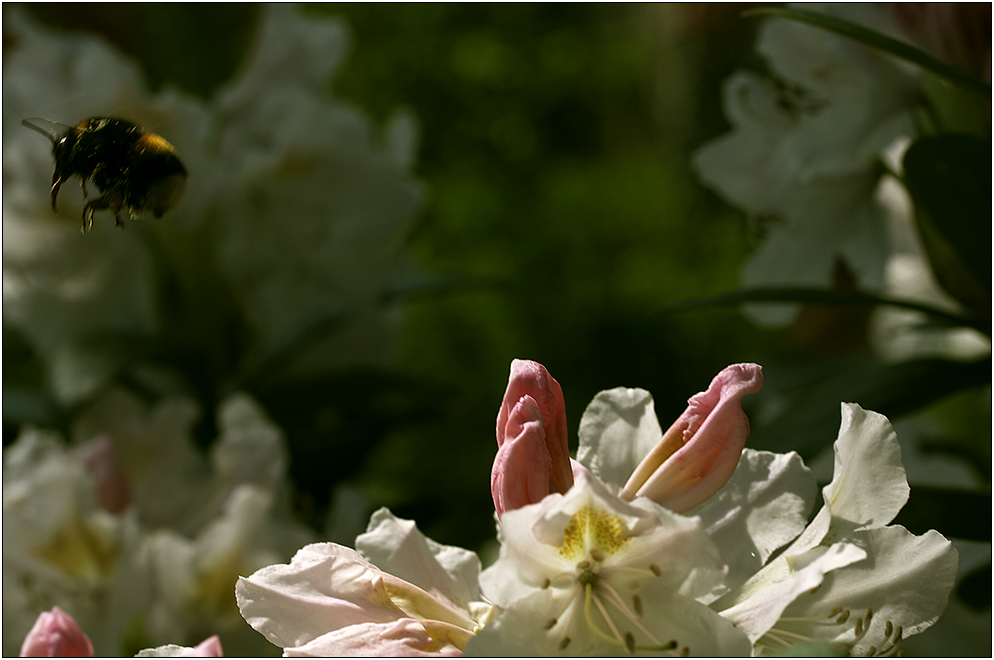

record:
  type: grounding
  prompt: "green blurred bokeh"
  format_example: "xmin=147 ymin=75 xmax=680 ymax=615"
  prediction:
xmin=10 ymin=3 xmax=988 ymax=581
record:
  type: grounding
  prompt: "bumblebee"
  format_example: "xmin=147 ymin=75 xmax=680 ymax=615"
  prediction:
xmin=22 ymin=116 xmax=187 ymax=233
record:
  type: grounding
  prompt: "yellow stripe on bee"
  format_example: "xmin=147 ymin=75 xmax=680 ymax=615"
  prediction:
xmin=134 ymin=132 xmax=177 ymax=155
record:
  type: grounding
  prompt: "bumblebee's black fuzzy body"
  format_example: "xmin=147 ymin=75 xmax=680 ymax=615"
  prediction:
xmin=23 ymin=116 xmax=187 ymax=233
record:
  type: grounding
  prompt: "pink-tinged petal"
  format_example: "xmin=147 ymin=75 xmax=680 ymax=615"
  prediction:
xmin=19 ymin=607 xmax=94 ymax=657
xmin=495 ymin=360 xmax=572 ymax=495
xmin=78 ymin=435 xmax=133 ymax=514
xmin=491 ymin=395 xmax=553 ymax=517
xmin=285 ymin=620 xmax=461 ymax=657
xmin=236 ymin=544 xmax=405 ymax=650
xmin=622 ymin=363 xmax=763 ymax=512
xmin=186 ymin=636 xmax=223 ymax=657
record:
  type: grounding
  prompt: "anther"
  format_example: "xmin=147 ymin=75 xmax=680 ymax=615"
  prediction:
xmin=893 ymin=626 xmax=902 ymax=642
xmin=828 ymin=607 xmax=842 ymax=617
xmin=624 ymin=632 xmax=636 ymax=654
xmin=836 ymin=610 xmax=850 ymax=624
xmin=865 ymin=645 xmax=876 ymax=656
xmin=542 ymin=578 xmax=551 ymax=589
xmin=649 ymin=563 xmax=661 ymax=577
xmin=680 ymin=645 xmax=690 ymax=657
xmin=865 ymin=609 xmax=874 ymax=625
xmin=590 ymin=548 xmax=605 ymax=563
xmin=884 ymin=621 xmax=892 ymax=638
xmin=809 ymin=584 xmax=821 ymax=595
xmin=855 ymin=618 xmax=863 ymax=636
xmin=544 ymin=618 xmax=557 ymax=630
xmin=559 ymin=637 xmax=571 ymax=650
xmin=577 ymin=560 xmax=591 ymax=570
xmin=632 ymin=594 xmax=643 ymax=617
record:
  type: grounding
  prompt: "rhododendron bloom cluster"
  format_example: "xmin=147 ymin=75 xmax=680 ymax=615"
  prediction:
xmin=235 ymin=359 xmax=957 ymax=656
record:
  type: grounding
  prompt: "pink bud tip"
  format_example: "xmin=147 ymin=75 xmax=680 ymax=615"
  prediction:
xmin=492 ymin=360 xmax=573 ymax=516
xmin=79 ymin=435 xmax=133 ymax=514
xmin=20 ymin=607 xmax=94 ymax=657
xmin=187 ymin=635 xmax=223 ymax=657
xmin=621 ymin=363 xmax=763 ymax=512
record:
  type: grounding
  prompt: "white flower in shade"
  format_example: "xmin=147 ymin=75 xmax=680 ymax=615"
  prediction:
xmin=237 ymin=508 xmax=493 ymax=656
xmin=464 ymin=471 xmax=751 ymax=656
xmin=3 ymin=4 xmax=423 ymax=403
xmin=70 ymin=390 xmax=313 ymax=654
xmin=2 ymin=430 xmax=151 ymax=657
xmin=711 ymin=403 xmax=959 ymax=656
xmin=1 ymin=8 xmax=204 ymax=404
xmin=692 ymin=4 xmax=921 ymax=326
xmin=208 ymin=5 xmax=424 ymax=379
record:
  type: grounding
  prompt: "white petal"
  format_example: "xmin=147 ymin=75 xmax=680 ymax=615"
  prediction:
xmin=718 ymin=542 xmax=867 ymax=642
xmin=692 ymin=449 xmax=817 ymax=591
xmin=235 ymin=543 xmax=400 ymax=649
xmin=577 ymin=388 xmax=663 ymax=489
xmin=356 ymin=508 xmax=483 ymax=612
xmin=284 ymin=620 xmax=460 ymax=657
xmin=783 ymin=526 xmax=958 ymax=655
xmin=824 ymin=404 xmax=909 ymax=527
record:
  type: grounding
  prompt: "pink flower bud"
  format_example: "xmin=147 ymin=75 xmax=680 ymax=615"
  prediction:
xmin=79 ymin=435 xmax=133 ymax=514
xmin=620 ymin=363 xmax=763 ymax=512
xmin=492 ymin=360 xmax=573 ymax=517
xmin=187 ymin=635 xmax=224 ymax=657
xmin=20 ymin=607 xmax=94 ymax=657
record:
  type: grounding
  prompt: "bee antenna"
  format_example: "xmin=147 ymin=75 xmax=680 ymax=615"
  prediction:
xmin=22 ymin=117 xmax=69 ymax=143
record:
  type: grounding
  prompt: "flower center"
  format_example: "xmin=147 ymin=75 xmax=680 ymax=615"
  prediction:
xmin=545 ymin=505 xmax=689 ymax=655
xmin=558 ymin=505 xmax=629 ymax=563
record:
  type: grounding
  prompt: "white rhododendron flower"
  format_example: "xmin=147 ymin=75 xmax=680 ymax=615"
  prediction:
xmin=712 ymin=404 xmax=959 ymax=656
xmin=237 ymin=508 xmax=493 ymax=656
xmin=234 ymin=361 xmax=959 ymax=656
xmin=692 ymin=4 xmax=921 ymax=325
xmin=465 ymin=471 xmax=751 ymax=656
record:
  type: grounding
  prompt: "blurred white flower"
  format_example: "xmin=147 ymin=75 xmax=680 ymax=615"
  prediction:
xmin=72 ymin=390 xmax=314 ymax=654
xmin=869 ymin=153 xmax=991 ymax=362
xmin=692 ymin=4 xmax=921 ymax=326
xmin=3 ymin=390 xmax=313 ymax=655
xmin=3 ymin=4 xmax=424 ymax=403
xmin=2 ymin=429 xmax=151 ymax=657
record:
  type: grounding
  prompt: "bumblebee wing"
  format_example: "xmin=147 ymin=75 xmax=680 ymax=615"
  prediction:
xmin=21 ymin=117 xmax=71 ymax=143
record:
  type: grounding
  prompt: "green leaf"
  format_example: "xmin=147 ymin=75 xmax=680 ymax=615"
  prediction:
xmin=748 ymin=357 xmax=991 ymax=460
xmin=742 ymin=6 xmax=992 ymax=98
xmin=663 ymin=287 xmax=990 ymax=336
xmin=903 ymin=134 xmax=992 ymax=317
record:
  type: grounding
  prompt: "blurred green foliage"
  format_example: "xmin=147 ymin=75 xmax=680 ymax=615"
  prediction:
xmin=9 ymin=4 xmax=989 ymax=570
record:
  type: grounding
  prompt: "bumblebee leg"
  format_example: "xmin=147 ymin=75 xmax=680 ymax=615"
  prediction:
xmin=80 ymin=207 xmax=95 ymax=234
xmin=81 ymin=195 xmax=111 ymax=233
xmin=50 ymin=176 xmax=64 ymax=212
xmin=80 ymin=178 xmax=90 ymax=198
